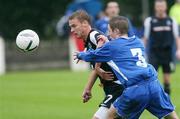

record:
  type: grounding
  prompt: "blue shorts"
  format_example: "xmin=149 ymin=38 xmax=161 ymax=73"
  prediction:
xmin=113 ymin=79 xmax=174 ymax=119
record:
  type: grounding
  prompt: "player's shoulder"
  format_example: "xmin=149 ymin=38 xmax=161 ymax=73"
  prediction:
xmin=130 ymin=36 xmax=143 ymax=44
xmin=171 ymin=17 xmax=178 ymax=26
xmin=89 ymin=29 xmax=101 ymax=35
xmin=89 ymin=29 xmax=103 ymax=40
xmin=144 ymin=17 xmax=152 ymax=23
xmin=120 ymin=36 xmax=143 ymax=46
xmin=86 ymin=29 xmax=104 ymax=45
xmin=167 ymin=16 xmax=176 ymax=23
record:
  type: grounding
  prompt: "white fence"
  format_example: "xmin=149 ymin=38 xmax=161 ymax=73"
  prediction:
xmin=0 ymin=37 xmax=6 ymax=75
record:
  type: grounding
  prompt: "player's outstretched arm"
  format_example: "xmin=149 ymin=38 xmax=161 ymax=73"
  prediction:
xmin=74 ymin=44 xmax=111 ymax=63
xmin=82 ymin=70 xmax=98 ymax=103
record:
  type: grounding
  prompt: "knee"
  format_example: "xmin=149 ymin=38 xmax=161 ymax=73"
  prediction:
xmin=107 ymin=109 xmax=118 ymax=119
xmin=107 ymin=112 xmax=113 ymax=119
xmin=92 ymin=116 xmax=99 ymax=119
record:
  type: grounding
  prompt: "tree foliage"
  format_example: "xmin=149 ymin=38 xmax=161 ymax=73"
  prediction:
xmin=0 ymin=0 xmax=69 ymax=40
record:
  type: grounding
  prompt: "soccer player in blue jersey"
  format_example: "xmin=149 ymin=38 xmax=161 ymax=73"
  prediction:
xmin=74 ymin=16 xmax=179 ymax=119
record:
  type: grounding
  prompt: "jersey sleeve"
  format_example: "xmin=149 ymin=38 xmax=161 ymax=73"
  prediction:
xmin=89 ymin=31 xmax=101 ymax=45
xmin=172 ymin=18 xmax=179 ymax=39
xmin=78 ymin=43 xmax=111 ymax=62
xmin=144 ymin=17 xmax=152 ymax=39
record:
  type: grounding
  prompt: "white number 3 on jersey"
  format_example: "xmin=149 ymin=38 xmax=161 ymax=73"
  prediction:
xmin=130 ymin=48 xmax=147 ymax=67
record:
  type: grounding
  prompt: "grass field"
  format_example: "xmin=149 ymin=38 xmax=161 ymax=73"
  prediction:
xmin=0 ymin=65 xmax=180 ymax=119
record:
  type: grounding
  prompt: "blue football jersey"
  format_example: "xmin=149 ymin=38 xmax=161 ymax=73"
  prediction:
xmin=78 ymin=36 xmax=157 ymax=87
xmin=95 ymin=16 xmax=135 ymax=37
xmin=95 ymin=17 xmax=109 ymax=34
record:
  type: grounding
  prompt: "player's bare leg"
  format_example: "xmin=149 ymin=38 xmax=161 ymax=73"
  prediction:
xmin=93 ymin=107 xmax=109 ymax=119
xmin=108 ymin=105 xmax=122 ymax=119
xmin=163 ymin=73 xmax=171 ymax=95
xmin=164 ymin=111 xmax=179 ymax=119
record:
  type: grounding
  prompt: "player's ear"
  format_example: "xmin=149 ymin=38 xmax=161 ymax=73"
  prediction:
xmin=114 ymin=28 xmax=120 ymax=35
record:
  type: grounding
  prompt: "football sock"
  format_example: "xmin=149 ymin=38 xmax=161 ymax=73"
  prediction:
xmin=164 ymin=83 xmax=171 ymax=95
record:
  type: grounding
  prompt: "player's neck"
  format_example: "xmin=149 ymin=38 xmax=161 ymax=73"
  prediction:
xmin=119 ymin=34 xmax=128 ymax=39
xmin=155 ymin=13 xmax=167 ymax=19
xmin=83 ymin=26 xmax=92 ymax=41
xmin=113 ymin=34 xmax=128 ymax=39
xmin=109 ymin=15 xmax=118 ymax=20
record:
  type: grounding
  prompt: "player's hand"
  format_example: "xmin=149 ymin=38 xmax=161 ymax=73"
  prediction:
xmin=176 ymin=49 xmax=180 ymax=60
xmin=82 ymin=89 xmax=92 ymax=103
xmin=73 ymin=52 xmax=80 ymax=64
xmin=96 ymin=68 xmax=114 ymax=80
xmin=97 ymin=35 xmax=108 ymax=48
xmin=97 ymin=35 xmax=108 ymax=42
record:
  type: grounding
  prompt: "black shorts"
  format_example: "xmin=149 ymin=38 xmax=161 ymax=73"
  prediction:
xmin=148 ymin=48 xmax=175 ymax=73
xmin=99 ymin=83 xmax=124 ymax=108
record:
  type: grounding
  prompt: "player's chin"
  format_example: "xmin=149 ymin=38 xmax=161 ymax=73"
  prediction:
xmin=73 ymin=33 xmax=81 ymax=38
xmin=76 ymin=34 xmax=82 ymax=39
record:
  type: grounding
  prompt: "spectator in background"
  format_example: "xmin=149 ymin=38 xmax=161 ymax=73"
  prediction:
xmin=143 ymin=0 xmax=180 ymax=95
xmin=56 ymin=0 xmax=102 ymax=38
xmin=95 ymin=1 xmax=119 ymax=34
xmin=95 ymin=1 xmax=135 ymax=37
xmin=170 ymin=0 xmax=180 ymax=34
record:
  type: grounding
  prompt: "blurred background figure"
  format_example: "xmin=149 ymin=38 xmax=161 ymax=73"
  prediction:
xmin=170 ymin=0 xmax=180 ymax=34
xmin=143 ymin=0 xmax=180 ymax=95
xmin=95 ymin=1 xmax=135 ymax=37
xmin=95 ymin=1 xmax=120 ymax=34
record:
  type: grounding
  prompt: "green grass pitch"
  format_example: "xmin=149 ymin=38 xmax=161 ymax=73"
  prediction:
xmin=0 ymin=65 xmax=180 ymax=119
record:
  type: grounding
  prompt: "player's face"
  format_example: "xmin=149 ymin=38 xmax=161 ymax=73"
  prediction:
xmin=106 ymin=2 xmax=120 ymax=18
xmin=155 ymin=1 xmax=167 ymax=15
xmin=69 ymin=18 xmax=84 ymax=38
xmin=108 ymin=25 xmax=116 ymax=39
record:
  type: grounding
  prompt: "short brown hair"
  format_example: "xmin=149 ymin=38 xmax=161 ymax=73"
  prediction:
xmin=155 ymin=0 xmax=166 ymax=3
xmin=155 ymin=0 xmax=167 ymax=4
xmin=69 ymin=10 xmax=91 ymax=24
xmin=109 ymin=16 xmax=129 ymax=34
